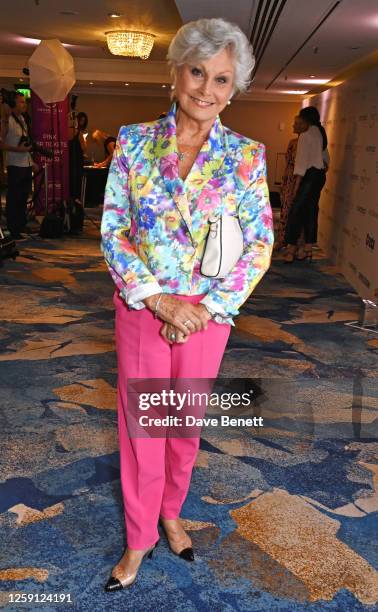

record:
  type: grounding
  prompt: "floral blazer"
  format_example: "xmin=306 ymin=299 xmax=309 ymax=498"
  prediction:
xmin=100 ymin=102 xmax=274 ymax=326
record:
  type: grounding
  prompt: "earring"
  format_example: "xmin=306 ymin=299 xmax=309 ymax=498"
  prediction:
xmin=227 ymin=99 xmax=231 ymax=105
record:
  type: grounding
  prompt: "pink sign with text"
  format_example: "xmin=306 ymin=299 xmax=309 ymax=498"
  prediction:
xmin=31 ymin=92 xmax=69 ymax=214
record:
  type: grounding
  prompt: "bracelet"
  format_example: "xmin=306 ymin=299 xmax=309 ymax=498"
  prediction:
xmin=154 ymin=293 xmax=164 ymax=318
xmin=202 ymin=303 xmax=216 ymax=319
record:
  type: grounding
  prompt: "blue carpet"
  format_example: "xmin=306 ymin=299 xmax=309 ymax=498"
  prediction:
xmin=0 ymin=210 xmax=377 ymax=611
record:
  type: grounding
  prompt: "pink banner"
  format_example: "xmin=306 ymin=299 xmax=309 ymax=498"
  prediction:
xmin=31 ymin=92 xmax=69 ymax=215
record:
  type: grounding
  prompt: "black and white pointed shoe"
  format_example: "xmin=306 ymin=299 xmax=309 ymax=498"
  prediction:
xmin=104 ymin=541 xmax=158 ymax=592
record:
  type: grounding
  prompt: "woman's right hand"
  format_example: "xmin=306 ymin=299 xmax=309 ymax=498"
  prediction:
xmin=160 ymin=322 xmax=189 ymax=344
xmin=144 ymin=294 xmax=209 ymax=335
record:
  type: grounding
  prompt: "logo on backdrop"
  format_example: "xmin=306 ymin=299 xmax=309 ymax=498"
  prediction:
xmin=314 ymin=71 xmax=378 ymax=303
xmin=366 ymin=233 xmax=375 ymax=251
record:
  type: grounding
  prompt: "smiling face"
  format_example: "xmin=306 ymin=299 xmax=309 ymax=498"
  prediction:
xmin=173 ymin=46 xmax=235 ymax=123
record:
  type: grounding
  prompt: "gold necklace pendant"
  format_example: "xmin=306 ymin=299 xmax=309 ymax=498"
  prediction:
xmin=178 ymin=151 xmax=186 ymax=161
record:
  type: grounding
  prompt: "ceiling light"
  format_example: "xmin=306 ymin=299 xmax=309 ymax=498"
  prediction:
xmin=105 ymin=30 xmax=155 ymax=59
xmin=161 ymin=84 xmax=167 ymax=88
xmin=89 ymin=81 xmax=94 ymax=85
xmin=280 ymin=89 xmax=309 ymax=95
xmin=124 ymin=82 xmax=129 ymax=86
xmin=17 ymin=36 xmax=72 ymax=47
xmin=108 ymin=12 xmax=122 ymax=18
xmin=296 ymin=78 xmax=330 ymax=85
xmin=18 ymin=36 xmax=41 ymax=45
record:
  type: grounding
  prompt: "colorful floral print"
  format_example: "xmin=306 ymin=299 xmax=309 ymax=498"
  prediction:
xmin=101 ymin=103 xmax=274 ymax=325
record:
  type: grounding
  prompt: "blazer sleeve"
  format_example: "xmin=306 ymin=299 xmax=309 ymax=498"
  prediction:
xmin=100 ymin=127 xmax=162 ymax=308
xmin=200 ymin=143 xmax=274 ymax=325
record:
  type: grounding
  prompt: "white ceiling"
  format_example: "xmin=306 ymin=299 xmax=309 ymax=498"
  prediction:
xmin=175 ymin=0 xmax=257 ymax=38
xmin=0 ymin=0 xmax=181 ymax=60
xmin=0 ymin=0 xmax=377 ymax=100
xmin=248 ymin=0 xmax=378 ymax=94
xmin=176 ymin=0 xmax=378 ymax=96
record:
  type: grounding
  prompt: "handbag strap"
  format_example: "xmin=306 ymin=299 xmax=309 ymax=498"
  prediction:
xmin=11 ymin=112 xmax=28 ymax=137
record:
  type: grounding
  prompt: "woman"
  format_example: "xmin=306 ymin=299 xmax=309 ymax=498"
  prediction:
xmin=275 ymin=115 xmax=306 ymax=251
xmin=100 ymin=17 xmax=274 ymax=592
xmin=92 ymin=129 xmax=116 ymax=168
xmin=68 ymin=111 xmax=88 ymax=201
xmin=284 ymin=106 xmax=328 ymax=262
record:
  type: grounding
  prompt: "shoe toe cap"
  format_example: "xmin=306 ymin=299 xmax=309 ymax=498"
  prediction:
xmin=104 ymin=576 xmax=122 ymax=592
xmin=179 ymin=547 xmax=194 ymax=561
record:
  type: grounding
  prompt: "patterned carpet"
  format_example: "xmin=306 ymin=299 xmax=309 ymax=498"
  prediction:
xmin=0 ymin=208 xmax=377 ymax=611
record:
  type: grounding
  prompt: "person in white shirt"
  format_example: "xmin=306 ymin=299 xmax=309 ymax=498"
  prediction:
xmin=0 ymin=92 xmax=37 ymax=239
xmin=275 ymin=114 xmax=307 ymax=252
xmin=284 ymin=106 xmax=328 ymax=262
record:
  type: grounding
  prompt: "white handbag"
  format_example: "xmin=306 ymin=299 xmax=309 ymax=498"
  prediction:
xmin=200 ymin=213 xmax=244 ymax=278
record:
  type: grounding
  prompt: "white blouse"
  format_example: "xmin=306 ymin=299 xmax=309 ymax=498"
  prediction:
xmin=294 ymin=125 xmax=326 ymax=177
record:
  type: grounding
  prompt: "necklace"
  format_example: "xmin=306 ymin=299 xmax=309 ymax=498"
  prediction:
xmin=177 ymin=142 xmax=201 ymax=162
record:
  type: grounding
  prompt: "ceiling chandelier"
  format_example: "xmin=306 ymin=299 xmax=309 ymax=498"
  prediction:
xmin=105 ymin=30 xmax=155 ymax=59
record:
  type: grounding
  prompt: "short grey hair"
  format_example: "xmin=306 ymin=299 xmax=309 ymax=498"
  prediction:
xmin=167 ymin=18 xmax=255 ymax=95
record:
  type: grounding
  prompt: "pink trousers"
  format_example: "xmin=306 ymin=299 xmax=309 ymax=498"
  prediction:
xmin=113 ymin=289 xmax=231 ymax=549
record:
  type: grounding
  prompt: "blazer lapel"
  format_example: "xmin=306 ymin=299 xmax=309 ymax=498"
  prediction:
xmin=172 ymin=192 xmax=193 ymax=236
xmin=153 ymin=103 xmax=193 ymax=236
xmin=153 ymin=102 xmax=227 ymax=243
xmin=186 ymin=113 xmax=227 ymax=196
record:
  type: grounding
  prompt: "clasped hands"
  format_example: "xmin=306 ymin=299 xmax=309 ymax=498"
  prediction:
xmin=143 ymin=294 xmax=211 ymax=344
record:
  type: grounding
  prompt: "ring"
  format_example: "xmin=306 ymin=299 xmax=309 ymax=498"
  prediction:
xmin=170 ymin=333 xmax=176 ymax=341
xmin=183 ymin=319 xmax=191 ymax=327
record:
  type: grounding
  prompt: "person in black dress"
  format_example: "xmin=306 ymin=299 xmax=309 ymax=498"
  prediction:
xmin=69 ymin=111 xmax=88 ymax=201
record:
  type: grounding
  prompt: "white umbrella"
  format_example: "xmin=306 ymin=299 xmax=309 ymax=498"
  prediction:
xmin=29 ymin=39 xmax=75 ymax=103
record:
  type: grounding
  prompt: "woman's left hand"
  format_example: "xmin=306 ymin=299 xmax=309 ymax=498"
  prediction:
xmin=160 ymin=322 xmax=189 ymax=344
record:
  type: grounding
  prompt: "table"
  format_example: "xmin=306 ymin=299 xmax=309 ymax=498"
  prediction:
xmin=80 ymin=166 xmax=109 ymax=207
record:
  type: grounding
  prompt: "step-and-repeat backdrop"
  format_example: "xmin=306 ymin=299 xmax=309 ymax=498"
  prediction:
xmin=306 ymin=66 xmax=378 ymax=301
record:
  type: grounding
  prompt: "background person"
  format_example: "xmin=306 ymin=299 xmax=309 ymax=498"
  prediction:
xmin=91 ymin=129 xmax=116 ymax=168
xmin=275 ymin=115 xmax=307 ymax=252
xmin=101 ymin=17 xmax=274 ymax=593
xmin=284 ymin=106 xmax=328 ymax=263
xmin=0 ymin=92 xmax=37 ymax=239
xmin=68 ymin=111 xmax=88 ymax=201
